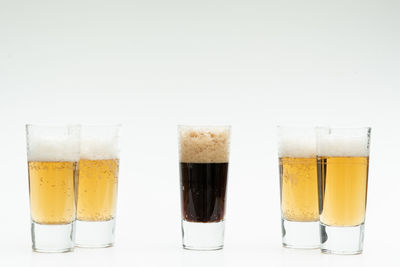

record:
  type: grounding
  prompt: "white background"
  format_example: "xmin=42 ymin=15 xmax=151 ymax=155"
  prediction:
xmin=0 ymin=0 xmax=399 ymax=266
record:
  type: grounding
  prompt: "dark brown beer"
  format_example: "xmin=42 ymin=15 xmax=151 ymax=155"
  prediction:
xmin=180 ymin=162 xmax=228 ymax=222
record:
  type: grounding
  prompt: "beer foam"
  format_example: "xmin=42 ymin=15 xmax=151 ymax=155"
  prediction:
xmin=27 ymin=136 xmax=80 ymax=162
xmin=317 ymin=135 xmax=370 ymax=157
xmin=80 ymin=137 xmax=119 ymax=160
xmin=278 ymin=134 xmax=316 ymax=158
xmin=179 ymin=126 xmax=230 ymax=163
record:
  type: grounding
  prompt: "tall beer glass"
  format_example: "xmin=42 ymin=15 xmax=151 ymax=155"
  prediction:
xmin=75 ymin=125 xmax=120 ymax=247
xmin=178 ymin=126 xmax=231 ymax=250
xmin=316 ymin=127 xmax=371 ymax=254
xmin=277 ymin=127 xmax=320 ymax=248
xmin=26 ymin=125 xmax=80 ymax=252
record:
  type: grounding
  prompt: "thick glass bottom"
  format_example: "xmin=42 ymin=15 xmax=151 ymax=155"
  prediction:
xmin=320 ymin=223 xmax=364 ymax=255
xmin=181 ymin=220 xmax=224 ymax=250
xmin=281 ymin=219 xmax=320 ymax=249
xmin=75 ymin=219 xmax=115 ymax=248
xmin=31 ymin=221 xmax=74 ymax=253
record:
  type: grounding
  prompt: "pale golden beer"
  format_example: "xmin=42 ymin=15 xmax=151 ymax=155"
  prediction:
xmin=75 ymin=125 xmax=120 ymax=247
xmin=26 ymin=125 xmax=80 ymax=252
xmin=316 ymin=127 xmax=371 ymax=254
xmin=77 ymin=159 xmax=119 ymax=221
xmin=29 ymin=161 xmax=77 ymax=224
xmin=279 ymin=157 xmax=319 ymax=222
xmin=317 ymin=156 xmax=369 ymax=227
xmin=277 ymin=127 xmax=320 ymax=248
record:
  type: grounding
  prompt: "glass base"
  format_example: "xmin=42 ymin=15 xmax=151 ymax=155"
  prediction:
xmin=320 ymin=223 xmax=364 ymax=255
xmin=281 ymin=219 xmax=320 ymax=249
xmin=31 ymin=221 xmax=74 ymax=253
xmin=182 ymin=220 xmax=225 ymax=250
xmin=75 ymin=219 xmax=115 ymax=248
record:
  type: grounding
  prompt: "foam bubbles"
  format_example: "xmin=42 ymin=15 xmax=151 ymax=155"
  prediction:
xmin=79 ymin=125 xmax=120 ymax=160
xmin=179 ymin=126 xmax=230 ymax=163
xmin=26 ymin=125 xmax=120 ymax=162
xmin=80 ymin=137 xmax=119 ymax=160
xmin=27 ymin=136 xmax=80 ymax=162
xmin=278 ymin=128 xmax=316 ymax=158
xmin=316 ymin=128 xmax=370 ymax=157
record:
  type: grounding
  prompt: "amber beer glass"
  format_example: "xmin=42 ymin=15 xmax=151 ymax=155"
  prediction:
xmin=26 ymin=125 xmax=80 ymax=252
xmin=75 ymin=125 xmax=120 ymax=247
xmin=178 ymin=126 xmax=231 ymax=250
xmin=316 ymin=127 xmax=371 ymax=254
xmin=277 ymin=127 xmax=320 ymax=248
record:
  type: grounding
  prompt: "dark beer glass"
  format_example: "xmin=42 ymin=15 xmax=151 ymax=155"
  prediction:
xmin=178 ymin=126 xmax=231 ymax=250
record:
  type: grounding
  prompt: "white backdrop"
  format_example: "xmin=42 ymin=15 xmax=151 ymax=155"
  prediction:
xmin=0 ymin=0 xmax=399 ymax=266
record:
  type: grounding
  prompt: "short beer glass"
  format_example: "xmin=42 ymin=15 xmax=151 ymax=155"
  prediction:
xmin=278 ymin=127 xmax=320 ymax=248
xmin=316 ymin=127 xmax=371 ymax=254
xmin=75 ymin=125 xmax=120 ymax=247
xmin=26 ymin=125 xmax=80 ymax=252
xmin=178 ymin=126 xmax=231 ymax=250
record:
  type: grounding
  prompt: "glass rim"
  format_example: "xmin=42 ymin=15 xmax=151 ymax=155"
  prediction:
xmin=26 ymin=124 xmax=121 ymax=128
xmin=277 ymin=126 xmax=372 ymax=131
xmin=277 ymin=126 xmax=316 ymax=134
xmin=26 ymin=124 xmax=81 ymax=128
xmin=81 ymin=124 xmax=122 ymax=128
xmin=177 ymin=125 xmax=231 ymax=129
xmin=277 ymin=125 xmax=315 ymax=129
xmin=316 ymin=126 xmax=371 ymax=131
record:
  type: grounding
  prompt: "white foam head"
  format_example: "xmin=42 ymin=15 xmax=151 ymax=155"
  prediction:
xmin=80 ymin=126 xmax=120 ymax=160
xmin=316 ymin=127 xmax=371 ymax=157
xmin=277 ymin=127 xmax=316 ymax=158
xmin=80 ymin=138 xmax=119 ymax=160
xmin=26 ymin=125 xmax=80 ymax=162
xmin=179 ymin=125 xmax=231 ymax=163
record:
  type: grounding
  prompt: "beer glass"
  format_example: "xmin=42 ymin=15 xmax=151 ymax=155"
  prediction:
xmin=178 ymin=125 xmax=231 ymax=250
xmin=316 ymin=127 xmax=371 ymax=254
xmin=75 ymin=125 xmax=121 ymax=247
xmin=26 ymin=125 xmax=80 ymax=252
xmin=277 ymin=127 xmax=320 ymax=248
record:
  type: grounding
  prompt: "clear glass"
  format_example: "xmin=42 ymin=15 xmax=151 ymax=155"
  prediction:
xmin=277 ymin=127 xmax=320 ymax=249
xmin=316 ymin=127 xmax=371 ymax=254
xmin=75 ymin=125 xmax=121 ymax=247
xmin=26 ymin=125 xmax=80 ymax=252
xmin=178 ymin=125 xmax=231 ymax=250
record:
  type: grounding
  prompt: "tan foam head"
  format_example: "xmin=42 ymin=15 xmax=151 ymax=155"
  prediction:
xmin=179 ymin=126 xmax=231 ymax=163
